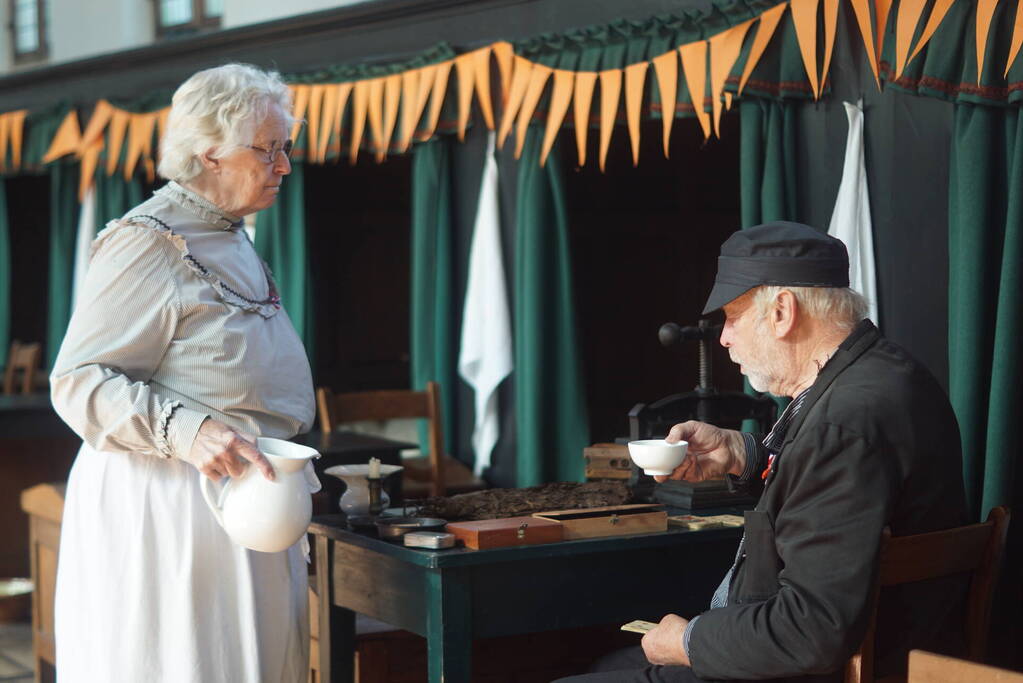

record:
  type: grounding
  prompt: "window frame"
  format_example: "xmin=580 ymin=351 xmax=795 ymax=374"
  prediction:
xmin=9 ymin=0 xmax=49 ymax=63
xmin=154 ymin=0 xmax=221 ymax=38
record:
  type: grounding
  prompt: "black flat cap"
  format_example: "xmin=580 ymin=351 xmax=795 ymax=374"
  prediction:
xmin=703 ymin=221 xmax=850 ymax=314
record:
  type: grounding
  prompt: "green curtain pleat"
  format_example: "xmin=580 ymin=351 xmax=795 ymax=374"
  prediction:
xmin=738 ymin=96 xmax=798 ymax=423
xmin=45 ymin=161 xmax=80 ymax=368
xmin=409 ymin=138 xmax=458 ymax=454
xmin=948 ymin=103 xmax=1023 ymax=522
xmin=513 ymin=130 xmax=589 ymax=486
xmin=253 ymin=162 xmax=314 ymax=355
xmin=94 ymin=170 xmax=144 ymax=231
xmin=0 ymin=180 xmax=10 ymax=369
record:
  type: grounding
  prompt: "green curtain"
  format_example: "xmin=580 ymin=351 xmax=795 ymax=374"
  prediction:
xmin=948 ymin=103 xmax=1023 ymax=522
xmin=409 ymin=138 xmax=458 ymax=454
xmin=0 ymin=179 xmax=9 ymax=369
xmin=513 ymin=130 xmax=589 ymax=485
xmin=254 ymin=162 xmax=314 ymax=354
xmin=45 ymin=161 xmax=80 ymax=368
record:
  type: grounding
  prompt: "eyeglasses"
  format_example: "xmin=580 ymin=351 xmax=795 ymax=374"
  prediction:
xmin=246 ymin=139 xmax=293 ymax=164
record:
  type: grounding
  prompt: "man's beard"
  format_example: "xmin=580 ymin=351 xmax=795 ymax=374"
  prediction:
xmin=730 ymin=317 xmax=785 ymax=394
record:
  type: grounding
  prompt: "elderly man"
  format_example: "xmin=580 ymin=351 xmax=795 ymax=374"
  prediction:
xmin=557 ymin=221 xmax=967 ymax=683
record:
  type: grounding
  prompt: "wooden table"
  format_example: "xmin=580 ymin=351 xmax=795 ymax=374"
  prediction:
xmin=309 ymin=513 xmax=742 ymax=683
xmin=0 ymin=394 xmax=80 ymax=579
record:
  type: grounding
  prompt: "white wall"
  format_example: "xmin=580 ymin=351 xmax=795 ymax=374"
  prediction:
xmin=48 ymin=0 xmax=153 ymax=65
xmin=222 ymin=0 xmax=363 ymax=30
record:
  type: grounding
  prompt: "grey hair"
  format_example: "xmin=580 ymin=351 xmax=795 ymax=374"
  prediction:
xmin=751 ymin=285 xmax=869 ymax=332
xmin=157 ymin=63 xmax=293 ymax=182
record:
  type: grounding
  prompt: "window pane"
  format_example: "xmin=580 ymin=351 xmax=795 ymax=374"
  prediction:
xmin=159 ymin=0 xmax=193 ymax=26
xmin=13 ymin=0 xmax=39 ymax=53
xmin=205 ymin=0 xmax=223 ymax=18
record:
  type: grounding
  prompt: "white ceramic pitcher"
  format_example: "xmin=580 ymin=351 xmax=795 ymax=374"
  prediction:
xmin=200 ymin=437 xmax=320 ymax=553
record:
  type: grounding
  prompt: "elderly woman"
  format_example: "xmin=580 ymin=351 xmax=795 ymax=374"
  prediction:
xmin=50 ymin=64 xmax=315 ymax=682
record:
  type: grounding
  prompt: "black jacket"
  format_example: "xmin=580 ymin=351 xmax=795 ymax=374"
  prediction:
xmin=687 ymin=321 xmax=968 ymax=682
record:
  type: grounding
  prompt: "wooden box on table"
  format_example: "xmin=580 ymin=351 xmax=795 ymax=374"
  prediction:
xmin=533 ymin=504 xmax=667 ymax=540
xmin=445 ymin=516 xmax=563 ymax=550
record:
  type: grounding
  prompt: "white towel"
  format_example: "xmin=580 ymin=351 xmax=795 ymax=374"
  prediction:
xmin=828 ymin=100 xmax=879 ymax=325
xmin=458 ymin=133 xmax=513 ymax=476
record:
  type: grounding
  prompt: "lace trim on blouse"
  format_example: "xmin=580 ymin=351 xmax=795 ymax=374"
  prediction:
xmin=117 ymin=214 xmax=282 ymax=319
xmin=155 ymin=181 xmax=244 ymax=231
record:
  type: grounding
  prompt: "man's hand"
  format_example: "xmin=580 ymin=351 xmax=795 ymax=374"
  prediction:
xmin=655 ymin=421 xmax=746 ymax=483
xmin=641 ymin=613 xmax=691 ymax=667
xmin=184 ymin=418 xmax=274 ymax=482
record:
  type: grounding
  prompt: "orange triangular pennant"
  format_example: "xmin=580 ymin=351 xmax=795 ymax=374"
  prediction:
xmin=290 ymin=85 xmax=310 ymax=143
xmin=79 ymin=139 xmax=103 ymax=201
xmin=422 ymin=60 xmax=453 ymax=141
xmin=473 ymin=47 xmax=496 ymax=130
xmin=0 ymin=116 xmax=9 ymax=173
xmin=6 ymin=111 xmax=26 ymax=171
xmin=1007 ymin=0 xmax=1023 ymax=76
xmin=398 ymin=70 xmax=422 ymax=152
xmin=80 ymin=100 xmax=113 ymax=155
xmin=598 ymin=69 xmax=622 ymax=172
xmin=679 ymin=42 xmax=711 ymax=139
xmin=124 ymin=112 xmax=158 ymax=181
xmin=849 ymin=0 xmax=881 ymax=88
xmin=410 ymin=64 xmax=438 ymax=143
xmin=908 ymin=0 xmax=955 ymax=66
xmin=43 ymin=110 xmax=83 ymax=163
xmin=514 ymin=63 xmax=553 ymax=159
xmin=492 ymin=41 xmax=514 ymax=106
xmin=498 ymin=56 xmax=533 ymax=149
xmin=333 ymin=83 xmax=353 ymax=160
xmin=738 ymin=3 xmax=787 ymax=95
xmin=367 ymin=78 xmax=386 ymax=161
xmin=540 ymin=69 xmax=575 ymax=166
xmin=305 ymin=85 xmax=325 ymax=161
xmin=790 ymin=0 xmax=821 ymax=99
xmin=652 ymin=52 xmax=679 ymax=158
xmin=317 ymin=84 xmax=341 ymax=163
xmin=454 ymin=53 xmax=476 ymax=141
xmin=624 ymin=62 xmax=648 ymax=167
xmin=709 ymin=20 xmax=754 ymax=137
xmin=976 ymin=0 xmax=1000 ymax=84
xmin=572 ymin=71 xmax=598 ymax=166
xmin=105 ymin=108 xmax=131 ymax=176
xmin=381 ymin=74 xmax=402 ymax=161
xmin=350 ymin=79 xmax=370 ymax=164
xmin=895 ymin=0 xmax=928 ymax=78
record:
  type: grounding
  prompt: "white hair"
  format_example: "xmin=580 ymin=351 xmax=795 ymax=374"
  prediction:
xmin=751 ymin=285 xmax=869 ymax=332
xmin=157 ymin=63 xmax=293 ymax=182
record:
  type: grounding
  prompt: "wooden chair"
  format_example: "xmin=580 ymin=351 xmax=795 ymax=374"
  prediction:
xmin=316 ymin=382 xmax=486 ymax=499
xmin=3 ymin=340 xmax=42 ymax=394
xmin=845 ymin=506 xmax=1011 ymax=683
xmin=907 ymin=650 xmax=1023 ymax=683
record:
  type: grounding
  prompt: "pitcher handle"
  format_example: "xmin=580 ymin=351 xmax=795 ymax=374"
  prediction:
xmin=199 ymin=473 xmax=231 ymax=528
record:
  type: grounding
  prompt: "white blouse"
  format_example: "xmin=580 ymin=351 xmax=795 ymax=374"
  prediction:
xmin=51 ymin=181 xmax=315 ymax=460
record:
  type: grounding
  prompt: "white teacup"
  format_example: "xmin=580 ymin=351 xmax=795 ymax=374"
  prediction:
xmin=627 ymin=439 xmax=688 ymax=476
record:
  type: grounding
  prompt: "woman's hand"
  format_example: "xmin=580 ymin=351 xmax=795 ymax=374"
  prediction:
xmin=655 ymin=420 xmax=746 ymax=483
xmin=185 ymin=418 xmax=275 ymax=482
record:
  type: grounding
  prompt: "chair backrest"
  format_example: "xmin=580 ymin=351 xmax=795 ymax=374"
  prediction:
xmin=316 ymin=381 xmax=445 ymax=497
xmin=907 ymin=650 xmax=1023 ymax=683
xmin=845 ymin=506 xmax=1011 ymax=683
xmin=3 ymin=340 xmax=42 ymax=395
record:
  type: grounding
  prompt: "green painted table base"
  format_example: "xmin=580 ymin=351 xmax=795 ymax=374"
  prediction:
xmin=310 ymin=513 xmax=742 ymax=683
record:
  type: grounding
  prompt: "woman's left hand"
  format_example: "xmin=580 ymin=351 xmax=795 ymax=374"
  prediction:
xmin=184 ymin=418 xmax=275 ymax=482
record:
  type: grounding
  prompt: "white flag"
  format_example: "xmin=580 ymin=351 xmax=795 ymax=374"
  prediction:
xmin=829 ymin=100 xmax=879 ymax=325
xmin=458 ymin=133 xmax=513 ymax=476
xmin=70 ymin=186 xmax=96 ymax=310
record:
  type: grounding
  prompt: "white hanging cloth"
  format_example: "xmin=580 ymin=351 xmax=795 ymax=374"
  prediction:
xmin=828 ymin=100 xmax=879 ymax=326
xmin=458 ymin=133 xmax=513 ymax=476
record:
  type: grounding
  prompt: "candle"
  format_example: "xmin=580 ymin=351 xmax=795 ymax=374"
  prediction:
xmin=368 ymin=457 xmax=381 ymax=479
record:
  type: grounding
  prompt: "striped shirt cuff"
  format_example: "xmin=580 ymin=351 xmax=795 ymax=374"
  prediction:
xmin=683 ymin=614 xmax=700 ymax=662
xmin=737 ymin=432 xmax=767 ymax=481
xmin=166 ymin=407 xmax=210 ymax=461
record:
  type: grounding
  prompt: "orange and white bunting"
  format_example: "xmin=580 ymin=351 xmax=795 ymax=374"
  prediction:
xmin=492 ymin=42 xmax=514 ymax=106
xmin=305 ymin=84 xmax=325 ymax=160
xmin=850 ymin=0 xmax=881 ymax=87
xmin=455 ymin=53 xmax=477 ymax=141
xmin=397 ymin=71 xmax=422 ymax=153
xmin=317 ymin=83 xmax=341 ymax=163
xmin=710 ymin=20 xmax=754 ymax=137
xmin=539 ymin=69 xmax=574 ymax=166
xmin=1007 ymin=0 xmax=1023 ymax=76
xmin=624 ymin=62 xmax=648 ymax=166
xmin=598 ymin=69 xmax=622 ymax=172
xmin=289 ymin=85 xmax=310 ymax=144
xmin=875 ymin=0 xmax=894 ymax=69
xmin=908 ymin=0 xmax=956 ymax=67
xmin=349 ymin=79 xmax=370 ymax=164
xmin=124 ymin=112 xmax=158 ymax=182
xmin=652 ymin=52 xmax=679 ymax=157
xmin=366 ymin=77 xmax=386 ymax=160
xmin=679 ymin=42 xmax=711 ymax=139
xmin=472 ymin=46 xmax=496 ymax=131
xmin=791 ymin=0 xmax=821 ymax=98
xmin=821 ymin=0 xmax=840 ymax=95
xmin=895 ymin=0 xmax=928 ymax=79
xmin=381 ymin=74 xmax=402 ymax=161
xmin=497 ymin=56 xmax=533 ymax=148
xmin=43 ymin=111 xmax=83 ymax=164
xmin=976 ymin=0 xmax=1001 ymax=84
xmin=514 ymin=63 xmax=552 ymax=159
xmin=422 ymin=60 xmax=453 ymax=142
xmin=739 ymin=3 xmax=787 ymax=95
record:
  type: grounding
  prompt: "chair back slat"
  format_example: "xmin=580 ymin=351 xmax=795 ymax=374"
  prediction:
xmin=908 ymin=650 xmax=1023 ymax=683
xmin=3 ymin=341 xmax=42 ymax=395
xmin=879 ymin=523 xmax=992 ymax=585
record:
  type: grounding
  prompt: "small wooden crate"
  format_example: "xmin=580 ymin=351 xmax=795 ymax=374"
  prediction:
xmin=445 ymin=516 xmax=564 ymax=550
xmin=532 ymin=504 xmax=667 ymax=540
